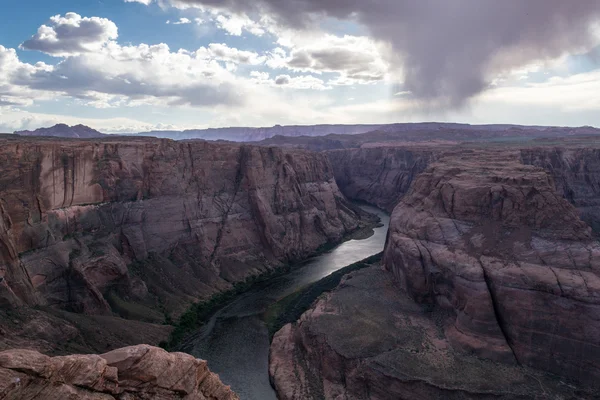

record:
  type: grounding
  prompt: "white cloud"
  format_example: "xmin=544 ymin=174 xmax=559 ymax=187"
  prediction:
xmin=197 ymin=43 xmax=265 ymax=65
xmin=20 ymin=13 xmax=118 ymax=57
xmin=0 ymin=45 xmax=55 ymax=107
xmin=214 ymin=13 xmax=265 ymax=36
xmin=482 ymin=69 xmax=600 ymax=113
xmin=266 ymin=35 xmax=389 ymax=85
xmin=173 ymin=17 xmax=192 ymax=24
xmin=124 ymin=0 xmax=153 ymax=5
xmin=250 ymin=71 xmax=330 ymax=90
xmin=6 ymin=40 xmax=244 ymax=108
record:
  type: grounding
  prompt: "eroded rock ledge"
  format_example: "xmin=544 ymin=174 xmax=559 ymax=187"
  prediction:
xmin=0 ymin=344 xmax=238 ymax=399
xmin=270 ymin=150 xmax=600 ymax=399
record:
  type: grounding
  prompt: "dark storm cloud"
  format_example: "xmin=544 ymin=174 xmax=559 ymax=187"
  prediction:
xmin=173 ymin=0 xmax=600 ymax=105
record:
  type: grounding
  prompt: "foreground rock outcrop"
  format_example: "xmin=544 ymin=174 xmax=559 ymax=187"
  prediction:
xmin=0 ymin=136 xmax=368 ymax=353
xmin=270 ymin=150 xmax=600 ymax=399
xmin=0 ymin=344 xmax=238 ymax=399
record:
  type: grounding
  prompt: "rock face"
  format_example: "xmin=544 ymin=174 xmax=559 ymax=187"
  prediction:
xmin=521 ymin=148 xmax=600 ymax=233
xmin=270 ymin=150 xmax=600 ymax=399
xmin=384 ymin=151 xmax=600 ymax=381
xmin=270 ymin=267 xmax=596 ymax=400
xmin=328 ymin=145 xmax=600 ymax=235
xmin=0 ymin=136 xmax=366 ymax=353
xmin=327 ymin=147 xmax=438 ymax=212
xmin=15 ymin=124 xmax=106 ymax=138
xmin=0 ymin=344 xmax=238 ymax=399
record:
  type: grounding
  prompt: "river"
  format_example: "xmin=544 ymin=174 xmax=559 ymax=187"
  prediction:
xmin=185 ymin=205 xmax=390 ymax=400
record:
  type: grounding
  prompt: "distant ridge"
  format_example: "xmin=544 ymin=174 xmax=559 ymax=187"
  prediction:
xmin=15 ymin=124 xmax=106 ymax=138
xmin=135 ymin=122 xmax=600 ymax=143
xmin=137 ymin=124 xmax=383 ymax=142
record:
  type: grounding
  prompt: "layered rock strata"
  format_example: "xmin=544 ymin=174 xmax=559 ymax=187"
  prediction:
xmin=383 ymin=151 xmax=600 ymax=380
xmin=270 ymin=150 xmax=600 ymax=399
xmin=0 ymin=137 xmax=367 ymax=353
xmin=270 ymin=266 xmax=596 ymax=400
xmin=327 ymin=147 xmax=439 ymax=212
xmin=521 ymin=148 xmax=600 ymax=233
xmin=329 ymin=145 xmax=600 ymax=234
xmin=0 ymin=344 xmax=238 ymax=399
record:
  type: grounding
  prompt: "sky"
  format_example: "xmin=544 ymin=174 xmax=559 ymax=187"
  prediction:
xmin=1 ymin=0 xmax=600 ymax=133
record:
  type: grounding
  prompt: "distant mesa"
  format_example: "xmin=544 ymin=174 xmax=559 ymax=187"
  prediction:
xmin=15 ymin=123 xmax=106 ymax=138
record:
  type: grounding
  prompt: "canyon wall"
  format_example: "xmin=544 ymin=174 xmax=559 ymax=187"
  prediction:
xmin=0 ymin=137 xmax=367 ymax=353
xmin=270 ymin=149 xmax=600 ymax=399
xmin=329 ymin=146 xmax=600 ymax=233
xmin=383 ymin=151 xmax=600 ymax=380
xmin=521 ymin=148 xmax=600 ymax=233
xmin=326 ymin=147 xmax=439 ymax=212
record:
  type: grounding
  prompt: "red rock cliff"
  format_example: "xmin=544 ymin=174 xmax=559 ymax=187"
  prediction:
xmin=383 ymin=150 xmax=600 ymax=381
xmin=0 ymin=136 xmax=366 ymax=352
xmin=270 ymin=149 xmax=600 ymax=399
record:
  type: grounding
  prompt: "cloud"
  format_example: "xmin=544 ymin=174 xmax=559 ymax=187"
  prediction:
xmin=6 ymin=12 xmax=342 ymax=113
xmin=250 ymin=71 xmax=329 ymax=90
xmin=214 ymin=13 xmax=265 ymax=36
xmin=124 ymin=0 xmax=153 ymax=4
xmin=482 ymin=68 xmax=600 ymax=112
xmin=267 ymin=35 xmax=388 ymax=85
xmin=274 ymin=75 xmax=289 ymax=85
xmin=172 ymin=6 xmax=267 ymax=36
xmin=4 ymin=37 xmax=247 ymax=109
xmin=166 ymin=0 xmax=600 ymax=106
xmin=197 ymin=43 xmax=265 ymax=65
xmin=171 ymin=17 xmax=192 ymax=24
xmin=0 ymin=45 xmax=55 ymax=107
xmin=0 ymin=107 xmax=191 ymax=133
xmin=20 ymin=13 xmax=118 ymax=56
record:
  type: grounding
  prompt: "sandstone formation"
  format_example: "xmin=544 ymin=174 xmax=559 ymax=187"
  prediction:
xmin=270 ymin=150 xmax=600 ymax=399
xmin=15 ymin=124 xmax=106 ymax=138
xmin=0 ymin=344 xmax=238 ymax=399
xmin=0 ymin=136 xmax=368 ymax=353
xmin=328 ymin=145 xmax=600 ymax=235
xmin=327 ymin=147 xmax=439 ymax=212
xmin=270 ymin=267 xmax=596 ymax=400
xmin=521 ymin=148 xmax=600 ymax=233
xmin=383 ymin=151 xmax=600 ymax=381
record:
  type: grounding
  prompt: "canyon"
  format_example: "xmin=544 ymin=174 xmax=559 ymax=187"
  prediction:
xmin=270 ymin=144 xmax=600 ymax=399
xmin=0 ymin=135 xmax=371 ymax=356
xmin=2 ymin=126 xmax=600 ymax=399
